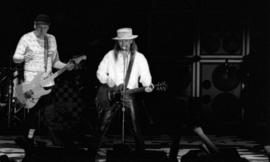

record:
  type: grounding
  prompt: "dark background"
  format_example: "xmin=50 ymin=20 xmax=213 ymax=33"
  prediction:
xmin=1 ymin=0 xmax=270 ymax=138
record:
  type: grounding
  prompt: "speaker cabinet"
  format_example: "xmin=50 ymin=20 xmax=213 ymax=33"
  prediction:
xmin=199 ymin=13 xmax=246 ymax=58
xmin=199 ymin=60 xmax=243 ymax=123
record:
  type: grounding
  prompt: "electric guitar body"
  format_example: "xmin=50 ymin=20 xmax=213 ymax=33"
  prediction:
xmin=14 ymin=55 xmax=87 ymax=109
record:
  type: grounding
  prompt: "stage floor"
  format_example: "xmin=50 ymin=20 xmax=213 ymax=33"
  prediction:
xmin=0 ymin=133 xmax=268 ymax=162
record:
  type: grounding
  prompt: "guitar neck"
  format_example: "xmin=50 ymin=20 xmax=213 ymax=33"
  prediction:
xmin=126 ymin=87 xmax=145 ymax=94
xmin=41 ymin=55 xmax=87 ymax=86
xmin=125 ymin=83 xmax=166 ymax=94
xmin=49 ymin=66 xmax=68 ymax=80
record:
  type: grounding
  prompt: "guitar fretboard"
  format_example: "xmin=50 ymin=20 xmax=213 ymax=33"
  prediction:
xmin=50 ymin=66 xmax=68 ymax=80
xmin=125 ymin=87 xmax=145 ymax=94
xmin=41 ymin=55 xmax=87 ymax=85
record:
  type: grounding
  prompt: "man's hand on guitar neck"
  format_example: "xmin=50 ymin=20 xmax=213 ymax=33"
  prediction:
xmin=66 ymin=60 xmax=75 ymax=71
xmin=65 ymin=55 xmax=87 ymax=71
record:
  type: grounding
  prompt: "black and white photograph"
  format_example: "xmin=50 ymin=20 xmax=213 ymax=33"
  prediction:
xmin=0 ymin=0 xmax=269 ymax=161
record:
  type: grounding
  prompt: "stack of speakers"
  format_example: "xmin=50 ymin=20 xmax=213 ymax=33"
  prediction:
xmin=195 ymin=13 xmax=249 ymax=127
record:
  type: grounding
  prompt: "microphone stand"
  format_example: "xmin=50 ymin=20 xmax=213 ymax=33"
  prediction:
xmin=121 ymin=84 xmax=126 ymax=144
xmin=121 ymin=52 xmax=127 ymax=144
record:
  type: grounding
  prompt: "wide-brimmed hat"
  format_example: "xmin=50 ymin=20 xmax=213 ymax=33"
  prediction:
xmin=113 ymin=28 xmax=138 ymax=40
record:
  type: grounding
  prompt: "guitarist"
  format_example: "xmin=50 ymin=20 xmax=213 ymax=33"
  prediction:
xmin=94 ymin=28 xmax=154 ymax=158
xmin=13 ymin=14 xmax=74 ymax=144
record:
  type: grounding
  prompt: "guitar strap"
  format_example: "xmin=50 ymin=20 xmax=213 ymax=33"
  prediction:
xmin=44 ymin=35 xmax=49 ymax=72
xmin=124 ymin=53 xmax=135 ymax=88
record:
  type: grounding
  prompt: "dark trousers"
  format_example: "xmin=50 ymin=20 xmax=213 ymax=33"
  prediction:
xmin=22 ymin=91 xmax=53 ymax=137
xmin=95 ymin=95 xmax=145 ymax=151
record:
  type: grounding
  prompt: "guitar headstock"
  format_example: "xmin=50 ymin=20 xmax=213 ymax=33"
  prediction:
xmin=154 ymin=82 xmax=168 ymax=92
xmin=71 ymin=55 xmax=87 ymax=64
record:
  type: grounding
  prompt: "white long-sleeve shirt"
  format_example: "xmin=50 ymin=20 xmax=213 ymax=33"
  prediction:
xmin=97 ymin=50 xmax=152 ymax=89
xmin=13 ymin=31 xmax=66 ymax=86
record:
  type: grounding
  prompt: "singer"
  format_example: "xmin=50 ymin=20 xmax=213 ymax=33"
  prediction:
xmin=94 ymin=27 xmax=154 ymax=159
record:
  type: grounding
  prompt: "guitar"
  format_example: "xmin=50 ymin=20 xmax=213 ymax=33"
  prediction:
xmin=14 ymin=55 xmax=87 ymax=109
xmin=95 ymin=82 xmax=168 ymax=110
